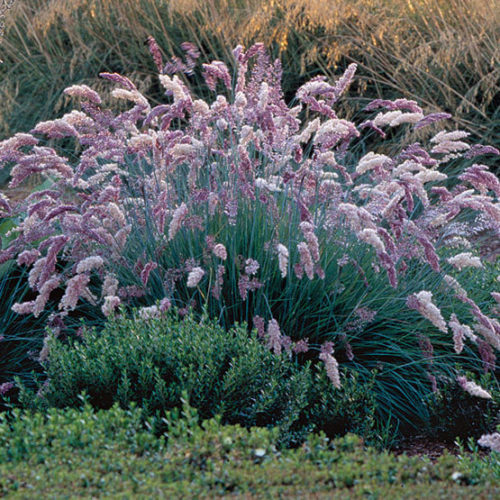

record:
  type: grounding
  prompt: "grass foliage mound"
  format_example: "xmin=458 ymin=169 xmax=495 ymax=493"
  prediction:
xmin=0 ymin=38 xmax=498 ymax=438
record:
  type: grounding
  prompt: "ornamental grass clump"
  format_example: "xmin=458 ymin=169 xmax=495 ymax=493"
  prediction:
xmin=0 ymin=40 xmax=498 ymax=429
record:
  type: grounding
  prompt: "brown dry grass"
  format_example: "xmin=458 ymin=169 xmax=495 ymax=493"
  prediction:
xmin=0 ymin=0 xmax=498 ymax=144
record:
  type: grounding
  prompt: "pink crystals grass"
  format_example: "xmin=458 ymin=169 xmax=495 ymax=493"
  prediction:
xmin=0 ymin=40 xmax=498 ymax=398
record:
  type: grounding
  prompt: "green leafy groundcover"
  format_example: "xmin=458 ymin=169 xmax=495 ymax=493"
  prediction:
xmin=0 ymin=402 xmax=498 ymax=498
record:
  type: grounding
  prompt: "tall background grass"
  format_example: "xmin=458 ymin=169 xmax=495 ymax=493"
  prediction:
xmin=0 ymin=0 xmax=498 ymax=183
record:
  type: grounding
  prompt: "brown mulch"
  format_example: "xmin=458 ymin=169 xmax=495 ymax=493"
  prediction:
xmin=391 ymin=436 xmax=489 ymax=462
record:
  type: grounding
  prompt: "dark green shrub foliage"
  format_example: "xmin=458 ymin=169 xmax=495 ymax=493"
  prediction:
xmin=310 ymin=369 xmax=378 ymax=440
xmin=426 ymin=374 xmax=499 ymax=443
xmin=27 ymin=311 xmax=378 ymax=445
xmin=40 ymin=312 xmax=300 ymax=424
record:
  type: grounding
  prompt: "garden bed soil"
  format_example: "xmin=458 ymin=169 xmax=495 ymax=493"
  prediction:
xmin=391 ymin=435 xmax=489 ymax=462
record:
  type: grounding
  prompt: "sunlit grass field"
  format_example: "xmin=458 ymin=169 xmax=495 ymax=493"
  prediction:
xmin=0 ymin=0 xmax=498 ymax=151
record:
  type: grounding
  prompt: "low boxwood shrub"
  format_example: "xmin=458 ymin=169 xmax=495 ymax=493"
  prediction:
xmin=21 ymin=310 xmax=379 ymax=446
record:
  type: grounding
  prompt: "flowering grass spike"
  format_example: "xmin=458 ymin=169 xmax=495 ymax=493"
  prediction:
xmin=0 ymin=40 xmax=498 ymax=425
